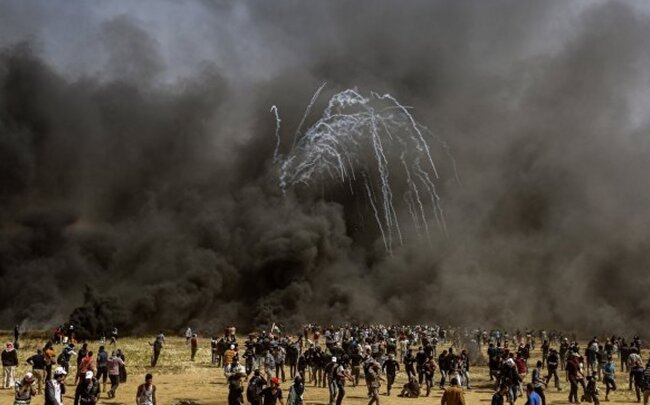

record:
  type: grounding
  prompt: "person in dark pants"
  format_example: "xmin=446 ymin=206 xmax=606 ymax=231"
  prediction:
xmin=150 ymin=333 xmax=164 ymax=367
xmin=415 ymin=347 xmax=427 ymax=385
xmin=382 ymin=354 xmax=399 ymax=395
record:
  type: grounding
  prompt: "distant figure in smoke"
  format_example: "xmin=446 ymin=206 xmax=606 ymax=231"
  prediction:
xmin=13 ymin=325 xmax=20 ymax=345
xmin=136 ymin=373 xmax=156 ymax=405
xmin=190 ymin=334 xmax=198 ymax=361
xmin=185 ymin=327 xmax=193 ymax=345
xmin=150 ymin=332 xmax=165 ymax=367
xmin=110 ymin=328 xmax=118 ymax=346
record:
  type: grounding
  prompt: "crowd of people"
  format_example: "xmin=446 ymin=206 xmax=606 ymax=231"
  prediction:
xmin=2 ymin=326 xmax=129 ymax=405
xmin=211 ymin=325 xmax=650 ymax=405
xmin=2 ymin=323 xmax=650 ymax=405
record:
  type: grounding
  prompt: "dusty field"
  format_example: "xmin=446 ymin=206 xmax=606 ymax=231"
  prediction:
xmin=0 ymin=333 xmax=646 ymax=405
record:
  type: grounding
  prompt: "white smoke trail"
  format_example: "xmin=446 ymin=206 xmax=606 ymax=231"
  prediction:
xmin=274 ymin=87 xmax=454 ymax=252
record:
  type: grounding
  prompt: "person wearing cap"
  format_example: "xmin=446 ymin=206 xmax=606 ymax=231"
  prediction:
xmin=14 ymin=372 xmax=36 ymax=405
xmin=26 ymin=349 xmax=46 ymax=395
xmin=136 ymin=373 xmax=156 ymax=405
xmin=260 ymin=377 xmax=284 ymax=405
xmin=74 ymin=371 xmax=99 ymax=405
xmin=45 ymin=367 xmax=67 ymax=405
xmin=3 ymin=341 xmax=19 ymax=389
xmin=440 ymin=377 xmax=466 ymax=405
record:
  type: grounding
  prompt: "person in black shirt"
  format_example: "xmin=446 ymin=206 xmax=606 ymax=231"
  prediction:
xmin=545 ymin=349 xmax=561 ymax=391
xmin=491 ymin=384 xmax=508 ymax=405
xmin=415 ymin=347 xmax=427 ymax=384
xmin=26 ymin=349 xmax=46 ymax=395
xmin=228 ymin=373 xmax=245 ymax=405
xmin=382 ymin=354 xmax=399 ymax=395
xmin=350 ymin=352 xmax=363 ymax=387
xmin=260 ymin=378 xmax=284 ymax=405
xmin=438 ymin=350 xmax=449 ymax=388
xmin=404 ymin=349 xmax=416 ymax=380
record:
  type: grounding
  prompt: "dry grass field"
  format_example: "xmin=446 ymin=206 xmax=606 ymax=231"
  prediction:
xmin=0 ymin=332 xmax=646 ymax=405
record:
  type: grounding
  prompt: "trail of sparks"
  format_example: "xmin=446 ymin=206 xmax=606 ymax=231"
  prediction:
xmin=274 ymin=87 xmax=453 ymax=252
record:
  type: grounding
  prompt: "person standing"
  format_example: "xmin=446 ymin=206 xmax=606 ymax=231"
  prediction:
xmin=45 ymin=367 xmax=67 ymax=405
xmin=190 ymin=334 xmax=198 ymax=361
xmin=136 ymin=374 xmax=156 ymax=405
xmin=26 ymin=349 xmax=46 ymax=395
xmin=3 ymin=342 xmax=19 ymax=389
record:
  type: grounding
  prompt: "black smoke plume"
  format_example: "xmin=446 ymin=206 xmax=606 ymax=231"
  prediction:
xmin=1 ymin=1 xmax=650 ymax=337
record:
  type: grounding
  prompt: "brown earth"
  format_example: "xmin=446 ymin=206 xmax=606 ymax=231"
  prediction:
xmin=0 ymin=333 xmax=645 ymax=405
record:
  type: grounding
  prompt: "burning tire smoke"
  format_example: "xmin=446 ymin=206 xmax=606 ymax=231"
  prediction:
xmin=1 ymin=1 xmax=650 ymax=337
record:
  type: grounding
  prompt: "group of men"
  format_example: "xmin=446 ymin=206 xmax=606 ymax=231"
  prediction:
xmin=2 ymin=333 xmax=128 ymax=405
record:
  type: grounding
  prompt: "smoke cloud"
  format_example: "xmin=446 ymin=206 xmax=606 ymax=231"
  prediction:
xmin=1 ymin=0 xmax=650 ymax=337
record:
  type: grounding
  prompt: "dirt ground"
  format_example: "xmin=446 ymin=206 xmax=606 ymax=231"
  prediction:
xmin=0 ymin=333 xmax=646 ymax=405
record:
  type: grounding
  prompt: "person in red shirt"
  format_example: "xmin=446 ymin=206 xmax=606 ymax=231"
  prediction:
xmin=76 ymin=351 xmax=96 ymax=385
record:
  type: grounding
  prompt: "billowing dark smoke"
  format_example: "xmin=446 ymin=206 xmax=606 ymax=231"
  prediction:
xmin=1 ymin=1 xmax=650 ymax=336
